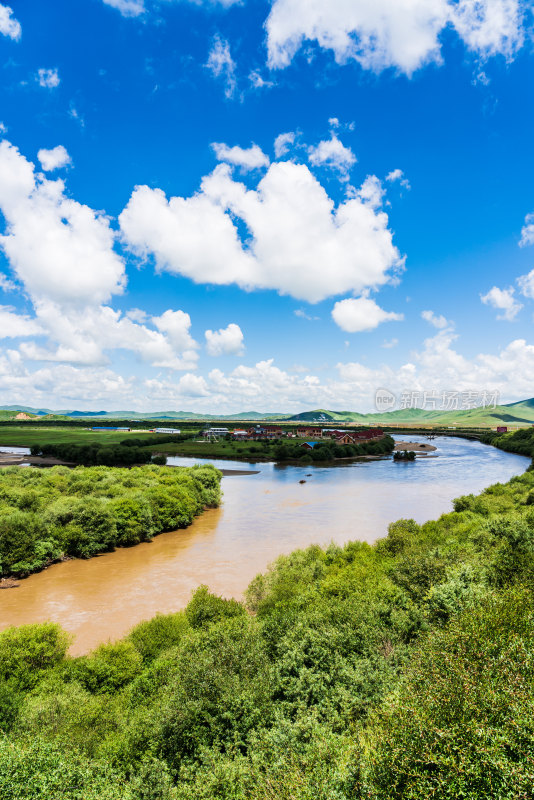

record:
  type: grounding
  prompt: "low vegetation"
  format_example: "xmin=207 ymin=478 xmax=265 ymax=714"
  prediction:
xmin=481 ymin=425 xmax=534 ymax=458
xmin=393 ymin=449 xmax=416 ymax=461
xmin=0 ymin=464 xmax=221 ymax=578
xmin=274 ymin=434 xmax=395 ymax=462
xmin=0 ymin=436 xmax=534 ymax=796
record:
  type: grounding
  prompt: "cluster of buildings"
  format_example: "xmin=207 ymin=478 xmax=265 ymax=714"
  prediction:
xmin=302 ymin=428 xmax=384 ymax=447
xmin=202 ymin=425 xmax=384 ymax=443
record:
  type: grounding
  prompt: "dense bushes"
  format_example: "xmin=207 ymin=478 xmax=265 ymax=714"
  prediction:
xmin=361 ymin=587 xmax=534 ymax=798
xmin=30 ymin=442 xmax=156 ymax=466
xmin=481 ymin=426 xmax=534 ymax=458
xmin=274 ymin=434 xmax=395 ymax=463
xmin=2 ymin=452 xmax=534 ymax=797
xmin=0 ymin=464 xmax=221 ymax=577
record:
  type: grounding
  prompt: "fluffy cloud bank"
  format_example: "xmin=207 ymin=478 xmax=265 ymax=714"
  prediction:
xmin=0 ymin=3 xmax=20 ymax=39
xmin=120 ymin=157 xmax=403 ymax=304
xmin=0 ymin=140 xmax=125 ymax=305
xmin=266 ymin=0 xmax=527 ymax=74
xmin=0 ymin=141 xmax=199 ymax=372
xmin=2 ymin=328 xmax=534 ymax=412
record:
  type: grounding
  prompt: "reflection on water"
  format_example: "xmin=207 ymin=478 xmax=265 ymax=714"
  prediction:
xmin=0 ymin=436 xmax=529 ymax=654
xmin=0 ymin=446 xmax=31 ymax=455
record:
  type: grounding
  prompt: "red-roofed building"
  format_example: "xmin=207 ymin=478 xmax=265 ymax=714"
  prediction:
xmin=333 ymin=433 xmax=358 ymax=445
xmin=296 ymin=427 xmax=323 ymax=438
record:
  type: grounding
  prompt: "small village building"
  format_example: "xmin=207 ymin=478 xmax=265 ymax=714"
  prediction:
xmin=232 ymin=429 xmax=248 ymax=439
xmin=333 ymin=433 xmax=358 ymax=445
xmin=262 ymin=425 xmax=284 ymax=438
xmin=301 ymin=442 xmax=317 ymax=450
xmin=296 ymin=427 xmax=322 ymax=438
xmin=202 ymin=427 xmax=229 ymax=437
xmin=153 ymin=428 xmax=181 ymax=434
xmin=247 ymin=426 xmax=266 ymax=439
xmin=92 ymin=426 xmax=131 ymax=431
xmin=324 ymin=429 xmax=346 ymax=439
xmin=350 ymin=428 xmax=384 ymax=440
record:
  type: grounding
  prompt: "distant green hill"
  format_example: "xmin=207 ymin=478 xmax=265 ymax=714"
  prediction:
xmin=1 ymin=400 xmax=534 ymax=427
xmin=0 ymin=406 xmax=287 ymax=422
xmin=285 ymin=401 xmax=534 ymax=427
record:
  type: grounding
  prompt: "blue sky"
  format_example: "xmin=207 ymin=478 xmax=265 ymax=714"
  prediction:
xmin=0 ymin=0 xmax=533 ymax=412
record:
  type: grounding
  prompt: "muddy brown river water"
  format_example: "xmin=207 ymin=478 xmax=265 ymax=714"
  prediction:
xmin=0 ymin=436 xmax=529 ymax=654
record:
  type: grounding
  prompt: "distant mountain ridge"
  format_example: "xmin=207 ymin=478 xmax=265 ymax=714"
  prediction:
xmin=1 ymin=400 xmax=534 ymax=426
xmin=0 ymin=406 xmax=288 ymax=422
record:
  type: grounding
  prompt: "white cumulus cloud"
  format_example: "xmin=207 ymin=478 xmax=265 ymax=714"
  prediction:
xmin=517 ymin=269 xmax=534 ymax=299
xmin=332 ymin=295 xmax=404 ymax=332
xmin=17 ymin=303 xmax=199 ymax=371
xmin=0 ymin=139 xmax=202 ymax=373
xmin=386 ymin=168 xmax=411 ymax=190
xmin=37 ymin=68 xmax=60 ymax=89
xmin=0 ymin=306 xmax=42 ymax=338
xmin=481 ymin=285 xmax=522 ymax=320
xmin=421 ymin=309 xmax=449 ymax=329
xmin=0 ymin=4 xmax=20 ymax=40
xmin=266 ymin=0 xmax=527 ymax=75
xmin=37 ymin=145 xmax=71 ymax=172
xmin=308 ymin=134 xmax=356 ymax=180
xmin=102 ymin=0 xmax=146 ymax=15
xmin=0 ymin=140 xmax=125 ymax=306
xmin=205 ymin=323 xmax=245 ymax=356
xmin=274 ymin=131 xmax=296 ymax=158
xmin=212 ymin=142 xmax=269 ymax=171
xmin=120 ymin=157 xmax=403 ymax=304
xmin=451 ymin=0 xmax=525 ymax=60
xmin=519 ymin=212 xmax=534 ymax=247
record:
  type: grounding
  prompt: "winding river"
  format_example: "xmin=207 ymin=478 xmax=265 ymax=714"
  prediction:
xmin=0 ymin=435 xmax=529 ymax=654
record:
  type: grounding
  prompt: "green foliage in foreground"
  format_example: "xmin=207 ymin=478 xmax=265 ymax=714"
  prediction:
xmin=0 ymin=464 xmax=221 ymax=577
xmin=3 ymin=460 xmax=534 ymax=797
xmin=481 ymin=425 xmax=534 ymax=458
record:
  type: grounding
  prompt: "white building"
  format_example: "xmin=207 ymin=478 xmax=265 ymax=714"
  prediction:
xmin=203 ymin=427 xmax=229 ymax=437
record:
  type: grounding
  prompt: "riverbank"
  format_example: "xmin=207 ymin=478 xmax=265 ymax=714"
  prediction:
xmin=1 ymin=436 xmax=533 ymax=800
xmin=1 ymin=436 xmax=528 ymax=653
xmin=0 ymin=463 xmax=222 ymax=584
xmin=0 ymin=451 xmax=260 ymax=475
xmin=0 ymin=453 xmax=75 ymax=467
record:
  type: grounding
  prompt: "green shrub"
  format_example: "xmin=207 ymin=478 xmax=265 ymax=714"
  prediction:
xmin=129 ymin=612 xmax=190 ymax=664
xmin=361 ymin=587 xmax=534 ymax=799
xmin=0 ymin=623 xmax=70 ymax=692
xmin=185 ymin=585 xmax=246 ymax=629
